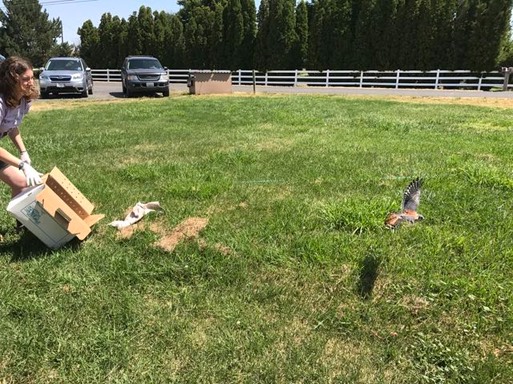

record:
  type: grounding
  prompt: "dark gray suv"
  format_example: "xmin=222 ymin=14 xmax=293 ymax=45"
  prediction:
xmin=121 ymin=55 xmax=169 ymax=97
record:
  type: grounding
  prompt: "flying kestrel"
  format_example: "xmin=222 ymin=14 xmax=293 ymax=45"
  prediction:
xmin=385 ymin=178 xmax=424 ymax=229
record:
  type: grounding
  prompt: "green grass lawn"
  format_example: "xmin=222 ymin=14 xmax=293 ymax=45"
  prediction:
xmin=1 ymin=94 xmax=512 ymax=383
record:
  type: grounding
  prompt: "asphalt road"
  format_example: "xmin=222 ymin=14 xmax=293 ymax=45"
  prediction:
xmin=35 ymin=81 xmax=513 ymax=101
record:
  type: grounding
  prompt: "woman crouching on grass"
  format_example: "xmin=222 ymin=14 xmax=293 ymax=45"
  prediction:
xmin=0 ymin=56 xmax=43 ymax=204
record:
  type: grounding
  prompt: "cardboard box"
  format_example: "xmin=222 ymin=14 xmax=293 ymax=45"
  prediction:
xmin=7 ymin=167 xmax=104 ymax=249
xmin=188 ymin=70 xmax=232 ymax=95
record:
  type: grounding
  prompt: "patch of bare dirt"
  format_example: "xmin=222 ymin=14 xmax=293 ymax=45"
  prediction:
xmin=345 ymin=94 xmax=513 ymax=109
xmin=115 ymin=217 xmax=231 ymax=254
xmin=31 ymin=99 xmax=128 ymax=112
xmin=154 ymin=217 xmax=209 ymax=252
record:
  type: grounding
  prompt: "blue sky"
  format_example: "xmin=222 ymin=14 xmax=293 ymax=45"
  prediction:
xmin=44 ymin=0 xmax=262 ymax=45
xmin=44 ymin=0 xmax=180 ymax=45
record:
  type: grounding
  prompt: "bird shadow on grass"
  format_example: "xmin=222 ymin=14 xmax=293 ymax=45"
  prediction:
xmin=357 ymin=252 xmax=383 ymax=300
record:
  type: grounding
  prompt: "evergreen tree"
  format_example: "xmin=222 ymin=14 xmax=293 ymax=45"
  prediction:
xmin=266 ymin=0 xmax=297 ymax=69
xmin=350 ymin=0 xmax=376 ymax=69
xmin=210 ymin=2 xmax=224 ymax=68
xmin=77 ymin=20 xmax=100 ymax=67
xmin=137 ymin=6 xmax=156 ymax=55
xmin=310 ymin=0 xmax=354 ymax=69
xmin=112 ymin=17 xmax=129 ymax=67
xmin=49 ymin=42 xmax=76 ymax=58
xmin=371 ymin=0 xmax=400 ymax=69
xmin=183 ymin=8 xmax=205 ymax=67
xmin=127 ymin=12 xmax=143 ymax=55
xmin=308 ymin=0 xmax=333 ymax=69
xmin=223 ymin=0 xmax=244 ymax=69
xmin=462 ymin=0 xmax=512 ymax=70
xmin=396 ymin=0 xmax=422 ymax=69
xmin=329 ymin=0 xmax=352 ymax=68
xmin=293 ymin=0 xmax=309 ymax=69
xmin=431 ymin=0 xmax=456 ymax=69
xmin=74 ymin=0 xmax=512 ymax=71
xmin=0 ymin=0 xmax=62 ymax=66
xmin=254 ymin=0 xmax=271 ymax=70
xmin=166 ymin=15 xmax=186 ymax=68
xmin=240 ymin=0 xmax=257 ymax=68
xmin=153 ymin=11 xmax=168 ymax=63
xmin=97 ymin=13 xmax=119 ymax=68
xmin=179 ymin=0 xmax=225 ymax=68
xmin=416 ymin=0 xmax=434 ymax=69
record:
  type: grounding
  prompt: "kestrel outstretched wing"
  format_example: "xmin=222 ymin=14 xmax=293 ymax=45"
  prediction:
xmin=401 ymin=178 xmax=422 ymax=213
xmin=385 ymin=178 xmax=424 ymax=229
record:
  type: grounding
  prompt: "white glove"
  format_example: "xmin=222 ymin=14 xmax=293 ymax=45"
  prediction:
xmin=19 ymin=162 xmax=42 ymax=186
xmin=20 ymin=151 xmax=31 ymax=165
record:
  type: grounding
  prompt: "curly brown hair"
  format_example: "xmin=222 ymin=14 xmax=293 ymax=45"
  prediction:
xmin=0 ymin=56 xmax=39 ymax=107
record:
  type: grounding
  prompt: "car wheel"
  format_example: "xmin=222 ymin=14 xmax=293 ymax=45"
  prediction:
xmin=88 ymin=87 xmax=93 ymax=95
xmin=163 ymin=88 xmax=170 ymax=97
xmin=126 ymin=88 xmax=133 ymax=98
xmin=81 ymin=89 xmax=88 ymax=98
xmin=40 ymin=92 xmax=49 ymax=99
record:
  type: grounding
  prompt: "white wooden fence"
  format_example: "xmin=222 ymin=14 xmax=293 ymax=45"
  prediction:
xmin=91 ymin=68 xmax=510 ymax=91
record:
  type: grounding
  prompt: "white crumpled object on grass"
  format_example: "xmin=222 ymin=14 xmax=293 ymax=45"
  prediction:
xmin=109 ymin=201 xmax=164 ymax=229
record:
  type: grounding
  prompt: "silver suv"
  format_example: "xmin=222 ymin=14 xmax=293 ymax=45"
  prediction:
xmin=121 ymin=55 xmax=169 ymax=97
xmin=39 ymin=57 xmax=93 ymax=98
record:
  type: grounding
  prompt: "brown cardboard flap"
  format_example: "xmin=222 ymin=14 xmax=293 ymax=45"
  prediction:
xmin=43 ymin=167 xmax=95 ymax=219
xmin=36 ymin=185 xmax=92 ymax=240
xmin=84 ymin=214 xmax=105 ymax=227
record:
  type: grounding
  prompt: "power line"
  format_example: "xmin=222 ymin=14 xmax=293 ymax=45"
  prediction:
xmin=41 ymin=0 xmax=99 ymax=5
xmin=0 ymin=0 xmax=99 ymax=14
xmin=0 ymin=0 xmax=99 ymax=9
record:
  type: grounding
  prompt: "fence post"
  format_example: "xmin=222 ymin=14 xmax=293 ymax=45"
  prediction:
xmin=237 ymin=69 xmax=241 ymax=85
xmin=395 ymin=69 xmax=400 ymax=89
xmin=501 ymin=67 xmax=512 ymax=91
xmin=359 ymin=71 xmax=364 ymax=88
xmin=265 ymin=71 xmax=268 ymax=86
xmin=478 ymin=74 xmax=482 ymax=91
xmin=294 ymin=69 xmax=298 ymax=87
xmin=325 ymin=69 xmax=330 ymax=87
xmin=106 ymin=69 xmax=110 ymax=82
xmin=434 ymin=69 xmax=440 ymax=89
xmin=252 ymin=69 xmax=256 ymax=94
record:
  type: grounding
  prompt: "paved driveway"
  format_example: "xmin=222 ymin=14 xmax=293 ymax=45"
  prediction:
xmin=35 ymin=81 xmax=513 ymax=101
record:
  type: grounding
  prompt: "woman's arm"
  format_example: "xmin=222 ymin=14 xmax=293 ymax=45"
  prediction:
xmin=0 ymin=146 xmax=23 ymax=168
xmin=4 ymin=128 xmax=42 ymax=185
xmin=8 ymin=127 xmax=27 ymax=154
xmin=1 ymin=127 xmax=29 ymax=168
